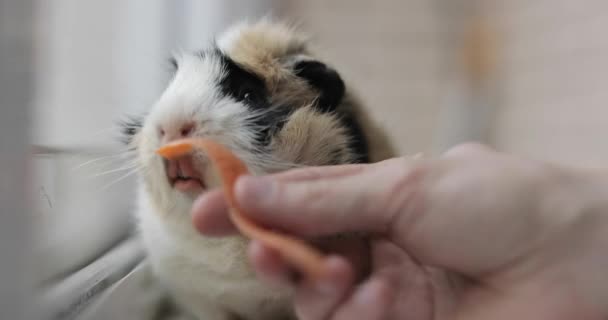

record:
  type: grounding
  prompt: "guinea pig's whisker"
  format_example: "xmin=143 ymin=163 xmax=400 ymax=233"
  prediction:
xmin=91 ymin=164 xmax=140 ymax=178
xmin=88 ymin=156 xmax=145 ymax=177
xmin=101 ymin=166 xmax=143 ymax=190
xmin=77 ymin=126 xmax=124 ymax=141
xmin=72 ymin=152 xmax=136 ymax=171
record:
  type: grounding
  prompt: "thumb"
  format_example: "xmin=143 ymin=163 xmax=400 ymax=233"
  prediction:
xmin=233 ymin=158 xmax=421 ymax=238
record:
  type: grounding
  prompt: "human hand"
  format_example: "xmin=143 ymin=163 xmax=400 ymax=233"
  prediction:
xmin=192 ymin=143 xmax=608 ymax=319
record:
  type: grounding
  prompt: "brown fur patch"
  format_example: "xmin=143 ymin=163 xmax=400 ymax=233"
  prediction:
xmin=271 ymin=107 xmax=354 ymax=166
xmin=218 ymin=20 xmax=318 ymax=110
xmin=220 ymin=20 xmax=398 ymax=165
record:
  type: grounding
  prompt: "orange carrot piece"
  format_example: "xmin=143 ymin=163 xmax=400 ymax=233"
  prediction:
xmin=156 ymin=138 xmax=327 ymax=279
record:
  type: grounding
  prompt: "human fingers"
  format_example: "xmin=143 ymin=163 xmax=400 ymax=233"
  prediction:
xmin=441 ymin=142 xmax=495 ymax=159
xmin=292 ymin=256 xmax=355 ymax=320
xmin=264 ymin=163 xmax=369 ymax=183
xmin=233 ymin=157 xmax=423 ymax=237
xmin=247 ymin=240 xmax=295 ymax=290
xmin=332 ymin=278 xmax=394 ymax=320
xmin=191 ymin=163 xmax=372 ymax=236
xmin=191 ymin=189 xmax=237 ymax=236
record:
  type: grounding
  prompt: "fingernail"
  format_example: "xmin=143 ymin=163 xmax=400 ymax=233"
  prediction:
xmin=238 ymin=176 xmax=277 ymax=208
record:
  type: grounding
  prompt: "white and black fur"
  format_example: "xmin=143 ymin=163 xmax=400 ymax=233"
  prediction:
xmin=120 ymin=20 xmax=396 ymax=320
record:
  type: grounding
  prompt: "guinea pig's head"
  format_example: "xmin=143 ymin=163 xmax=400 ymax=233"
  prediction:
xmin=121 ymin=20 xmax=370 ymax=216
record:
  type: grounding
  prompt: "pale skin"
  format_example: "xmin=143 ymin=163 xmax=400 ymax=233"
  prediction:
xmin=191 ymin=143 xmax=608 ymax=320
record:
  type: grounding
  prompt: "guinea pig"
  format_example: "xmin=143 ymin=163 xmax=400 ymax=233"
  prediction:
xmin=120 ymin=19 xmax=396 ymax=320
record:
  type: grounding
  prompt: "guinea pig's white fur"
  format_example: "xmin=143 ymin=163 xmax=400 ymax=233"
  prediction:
xmin=123 ymin=19 xmax=396 ymax=320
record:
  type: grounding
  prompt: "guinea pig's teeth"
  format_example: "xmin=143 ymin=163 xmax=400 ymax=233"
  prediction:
xmin=176 ymin=172 xmax=191 ymax=180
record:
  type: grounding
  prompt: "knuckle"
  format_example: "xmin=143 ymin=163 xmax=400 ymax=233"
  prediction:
xmin=383 ymin=160 xmax=429 ymax=233
xmin=443 ymin=142 xmax=492 ymax=158
xmin=296 ymin=181 xmax=331 ymax=205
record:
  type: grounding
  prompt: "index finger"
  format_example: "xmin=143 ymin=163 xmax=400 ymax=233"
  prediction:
xmin=191 ymin=189 xmax=237 ymax=236
xmin=192 ymin=163 xmax=371 ymax=236
xmin=233 ymin=157 xmax=424 ymax=238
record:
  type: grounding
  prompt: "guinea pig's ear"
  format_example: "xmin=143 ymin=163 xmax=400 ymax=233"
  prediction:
xmin=293 ymin=59 xmax=345 ymax=112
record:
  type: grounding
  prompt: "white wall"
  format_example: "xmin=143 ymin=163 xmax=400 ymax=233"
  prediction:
xmin=489 ymin=0 xmax=608 ymax=168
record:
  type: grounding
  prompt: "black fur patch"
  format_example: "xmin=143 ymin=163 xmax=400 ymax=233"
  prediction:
xmin=339 ymin=112 xmax=370 ymax=163
xmin=326 ymin=147 xmax=346 ymax=166
xmin=294 ymin=60 xmax=345 ymax=112
xmin=251 ymin=105 xmax=294 ymax=146
xmin=118 ymin=116 xmax=143 ymax=145
xmin=217 ymin=51 xmax=268 ymax=109
xmin=216 ymin=50 xmax=292 ymax=146
xmin=293 ymin=60 xmax=368 ymax=163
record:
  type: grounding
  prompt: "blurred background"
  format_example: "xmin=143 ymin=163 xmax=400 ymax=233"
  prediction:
xmin=2 ymin=0 xmax=608 ymax=319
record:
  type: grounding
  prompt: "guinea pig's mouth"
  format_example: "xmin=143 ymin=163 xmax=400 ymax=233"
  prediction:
xmin=165 ymin=156 xmax=206 ymax=194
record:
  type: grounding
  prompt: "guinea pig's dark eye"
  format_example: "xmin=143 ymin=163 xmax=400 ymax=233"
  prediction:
xmin=240 ymin=90 xmax=264 ymax=105
xmin=218 ymin=54 xmax=268 ymax=107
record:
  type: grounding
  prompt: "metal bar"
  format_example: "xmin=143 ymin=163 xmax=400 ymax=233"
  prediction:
xmin=38 ymin=237 xmax=146 ymax=320
xmin=30 ymin=145 xmax=125 ymax=156
xmin=0 ymin=0 xmax=36 ymax=319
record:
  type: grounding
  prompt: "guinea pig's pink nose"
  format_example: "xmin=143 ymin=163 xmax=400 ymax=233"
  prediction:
xmin=160 ymin=121 xmax=196 ymax=144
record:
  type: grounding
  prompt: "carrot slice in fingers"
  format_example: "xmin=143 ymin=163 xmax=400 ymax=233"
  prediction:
xmin=156 ymin=138 xmax=327 ymax=280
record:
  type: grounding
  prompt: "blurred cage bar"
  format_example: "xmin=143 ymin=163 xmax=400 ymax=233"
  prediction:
xmin=0 ymin=1 xmax=36 ymax=320
xmin=3 ymin=0 xmax=608 ymax=319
